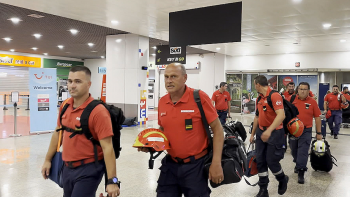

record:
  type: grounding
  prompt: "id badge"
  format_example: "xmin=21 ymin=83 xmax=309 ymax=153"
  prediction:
xmin=185 ymin=119 xmax=193 ymax=130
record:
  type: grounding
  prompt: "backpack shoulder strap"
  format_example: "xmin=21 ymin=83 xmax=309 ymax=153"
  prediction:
xmin=57 ymin=102 xmax=70 ymax=132
xmin=193 ymin=89 xmax=213 ymax=150
xmin=266 ymin=90 xmax=277 ymax=110
xmin=290 ymin=94 xmax=297 ymax=103
xmin=80 ymin=100 xmax=103 ymax=144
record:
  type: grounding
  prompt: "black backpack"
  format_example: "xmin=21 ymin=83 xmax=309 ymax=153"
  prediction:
xmin=224 ymin=121 xmax=247 ymax=142
xmin=58 ymin=100 xmax=125 ymax=162
xmin=256 ymin=91 xmax=299 ymax=134
xmin=310 ymin=139 xmax=337 ymax=172
xmin=123 ymin=117 xmax=137 ymax=126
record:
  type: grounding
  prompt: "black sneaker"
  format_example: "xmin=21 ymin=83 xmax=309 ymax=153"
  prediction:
xmin=255 ymin=188 xmax=269 ymax=197
xmin=298 ymin=170 xmax=305 ymax=184
xmin=334 ymin=135 xmax=338 ymax=139
xmin=330 ymin=130 xmax=334 ymax=136
xmin=278 ymin=175 xmax=289 ymax=195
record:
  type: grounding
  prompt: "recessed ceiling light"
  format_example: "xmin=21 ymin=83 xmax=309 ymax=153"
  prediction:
xmin=111 ymin=20 xmax=119 ymax=24
xmin=152 ymin=46 xmax=157 ymax=49
xmin=58 ymin=45 xmax=64 ymax=49
xmin=101 ymin=56 xmax=105 ymax=58
xmin=88 ymin=43 xmax=94 ymax=47
xmin=216 ymin=47 xmax=221 ymax=50
xmin=31 ymin=47 xmax=38 ymax=50
xmin=116 ymin=39 xmax=122 ymax=43
xmin=8 ymin=18 xmax=21 ymax=23
xmin=68 ymin=29 xmax=79 ymax=35
xmin=340 ymin=39 xmax=347 ymax=43
xmin=293 ymin=0 xmax=302 ymax=3
xmin=91 ymin=51 xmax=98 ymax=53
xmin=43 ymin=53 xmax=48 ymax=55
xmin=323 ymin=23 xmax=332 ymax=29
xmin=151 ymin=54 xmax=156 ymax=56
xmin=3 ymin=37 xmax=12 ymax=42
xmin=33 ymin=34 xmax=42 ymax=38
xmin=10 ymin=49 xmax=15 ymax=52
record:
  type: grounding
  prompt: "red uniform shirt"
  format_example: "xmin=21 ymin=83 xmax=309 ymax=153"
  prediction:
xmin=158 ymin=86 xmax=218 ymax=159
xmin=256 ymin=88 xmax=284 ymax=130
xmin=57 ymin=95 xmax=113 ymax=162
xmin=291 ymin=95 xmax=321 ymax=128
xmin=211 ymin=90 xmax=231 ymax=111
xmin=342 ymin=92 xmax=350 ymax=101
xmin=324 ymin=93 xmax=342 ymax=110
xmin=283 ymin=91 xmax=295 ymax=101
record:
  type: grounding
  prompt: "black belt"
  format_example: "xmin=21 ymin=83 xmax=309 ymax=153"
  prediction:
xmin=217 ymin=110 xmax=228 ymax=113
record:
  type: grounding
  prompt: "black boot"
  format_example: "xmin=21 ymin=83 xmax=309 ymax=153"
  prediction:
xmin=255 ymin=188 xmax=269 ymax=197
xmin=298 ymin=170 xmax=305 ymax=184
xmin=294 ymin=167 xmax=298 ymax=173
xmin=334 ymin=135 xmax=338 ymax=139
xmin=278 ymin=175 xmax=289 ymax=195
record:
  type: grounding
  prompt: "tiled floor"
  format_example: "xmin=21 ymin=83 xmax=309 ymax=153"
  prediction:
xmin=1 ymin=112 xmax=350 ymax=197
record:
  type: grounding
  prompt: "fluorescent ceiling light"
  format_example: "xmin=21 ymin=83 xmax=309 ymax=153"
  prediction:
xmin=69 ymin=29 xmax=79 ymax=34
xmin=43 ymin=53 xmax=48 ymax=55
xmin=111 ymin=20 xmax=119 ymax=24
xmin=10 ymin=49 xmax=15 ymax=52
xmin=88 ymin=43 xmax=94 ymax=47
xmin=151 ymin=54 xmax=156 ymax=56
xmin=216 ymin=47 xmax=221 ymax=50
xmin=8 ymin=18 xmax=21 ymax=23
xmin=58 ymin=45 xmax=64 ymax=49
xmin=152 ymin=46 xmax=157 ymax=49
xmin=3 ymin=37 xmax=12 ymax=42
xmin=31 ymin=47 xmax=38 ymax=50
xmin=323 ymin=23 xmax=332 ymax=29
xmin=101 ymin=56 xmax=105 ymax=58
xmin=116 ymin=39 xmax=122 ymax=43
xmin=33 ymin=34 xmax=42 ymax=38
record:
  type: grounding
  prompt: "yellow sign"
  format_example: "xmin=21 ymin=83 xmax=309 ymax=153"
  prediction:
xmin=0 ymin=54 xmax=41 ymax=68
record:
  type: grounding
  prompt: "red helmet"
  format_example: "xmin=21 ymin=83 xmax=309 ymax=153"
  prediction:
xmin=326 ymin=110 xmax=332 ymax=119
xmin=287 ymin=118 xmax=305 ymax=138
xmin=132 ymin=128 xmax=170 ymax=152
xmin=341 ymin=102 xmax=349 ymax=109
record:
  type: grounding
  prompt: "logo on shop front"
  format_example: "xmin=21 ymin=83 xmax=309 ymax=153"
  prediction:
xmin=34 ymin=72 xmax=53 ymax=80
xmin=34 ymin=72 xmax=44 ymax=79
xmin=170 ymin=47 xmax=181 ymax=54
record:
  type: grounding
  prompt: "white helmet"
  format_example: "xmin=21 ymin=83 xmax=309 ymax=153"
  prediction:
xmin=313 ymin=140 xmax=326 ymax=157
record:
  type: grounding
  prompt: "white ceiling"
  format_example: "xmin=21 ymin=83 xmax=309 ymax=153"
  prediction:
xmin=2 ymin=0 xmax=350 ymax=56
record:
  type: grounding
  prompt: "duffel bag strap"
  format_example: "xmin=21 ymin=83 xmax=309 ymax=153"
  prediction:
xmin=244 ymin=177 xmax=259 ymax=187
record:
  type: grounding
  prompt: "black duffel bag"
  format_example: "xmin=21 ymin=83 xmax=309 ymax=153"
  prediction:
xmin=194 ymin=90 xmax=247 ymax=188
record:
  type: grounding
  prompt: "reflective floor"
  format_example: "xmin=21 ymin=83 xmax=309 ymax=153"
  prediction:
xmin=1 ymin=111 xmax=350 ymax=197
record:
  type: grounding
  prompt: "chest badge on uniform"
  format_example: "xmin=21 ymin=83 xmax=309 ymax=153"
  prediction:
xmin=305 ymin=103 xmax=310 ymax=109
xmin=76 ymin=117 xmax=80 ymax=120
xmin=161 ymin=112 xmax=167 ymax=117
xmin=185 ymin=119 xmax=193 ymax=130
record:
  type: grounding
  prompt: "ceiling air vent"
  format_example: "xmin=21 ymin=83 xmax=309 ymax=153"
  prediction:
xmin=27 ymin=14 xmax=45 ymax=18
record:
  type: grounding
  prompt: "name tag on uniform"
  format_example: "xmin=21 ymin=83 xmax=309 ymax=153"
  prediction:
xmin=181 ymin=110 xmax=194 ymax=113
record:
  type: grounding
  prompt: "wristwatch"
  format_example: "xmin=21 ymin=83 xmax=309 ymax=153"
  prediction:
xmin=107 ymin=177 xmax=119 ymax=185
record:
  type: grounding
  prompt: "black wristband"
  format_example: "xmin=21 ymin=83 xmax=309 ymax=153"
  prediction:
xmin=316 ymin=132 xmax=322 ymax=135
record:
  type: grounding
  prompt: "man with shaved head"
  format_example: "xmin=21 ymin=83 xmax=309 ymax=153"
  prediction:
xmin=141 ymin=63 xmax=224 ymax=196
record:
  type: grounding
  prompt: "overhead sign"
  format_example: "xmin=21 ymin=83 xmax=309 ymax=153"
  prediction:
xmin=43 ymin=59 xmax=84 ymax=76
xmin=0 ymin=54 xmax=41 ymax=68
xmin=98 ymin=67 xmax=106 ymax=74
xmin=155 ymin=45 xmax=186 ymax=65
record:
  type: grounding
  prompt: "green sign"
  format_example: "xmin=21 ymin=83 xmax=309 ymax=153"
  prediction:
xmin=43 ymin=59 xmax=84 ymax=77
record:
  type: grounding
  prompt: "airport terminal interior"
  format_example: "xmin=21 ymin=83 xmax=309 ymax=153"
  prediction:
xmin=1 ymin=0 xmax=350 ymax=196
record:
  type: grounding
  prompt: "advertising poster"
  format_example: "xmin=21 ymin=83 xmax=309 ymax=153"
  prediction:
xmin=262 ymin=74 xmax=278 ymax=90
xmin=29 ymin=68 xmax=57 ymax=133
xmin=298 ymin=75 xmax=318 ymax=100
xmin=278 ymin=75 xmax=298 ymax=92
xmin=226 ymin=74 xmax=242 ymax=113
xmin=242 ymin=74 xmax=258 ymax=114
